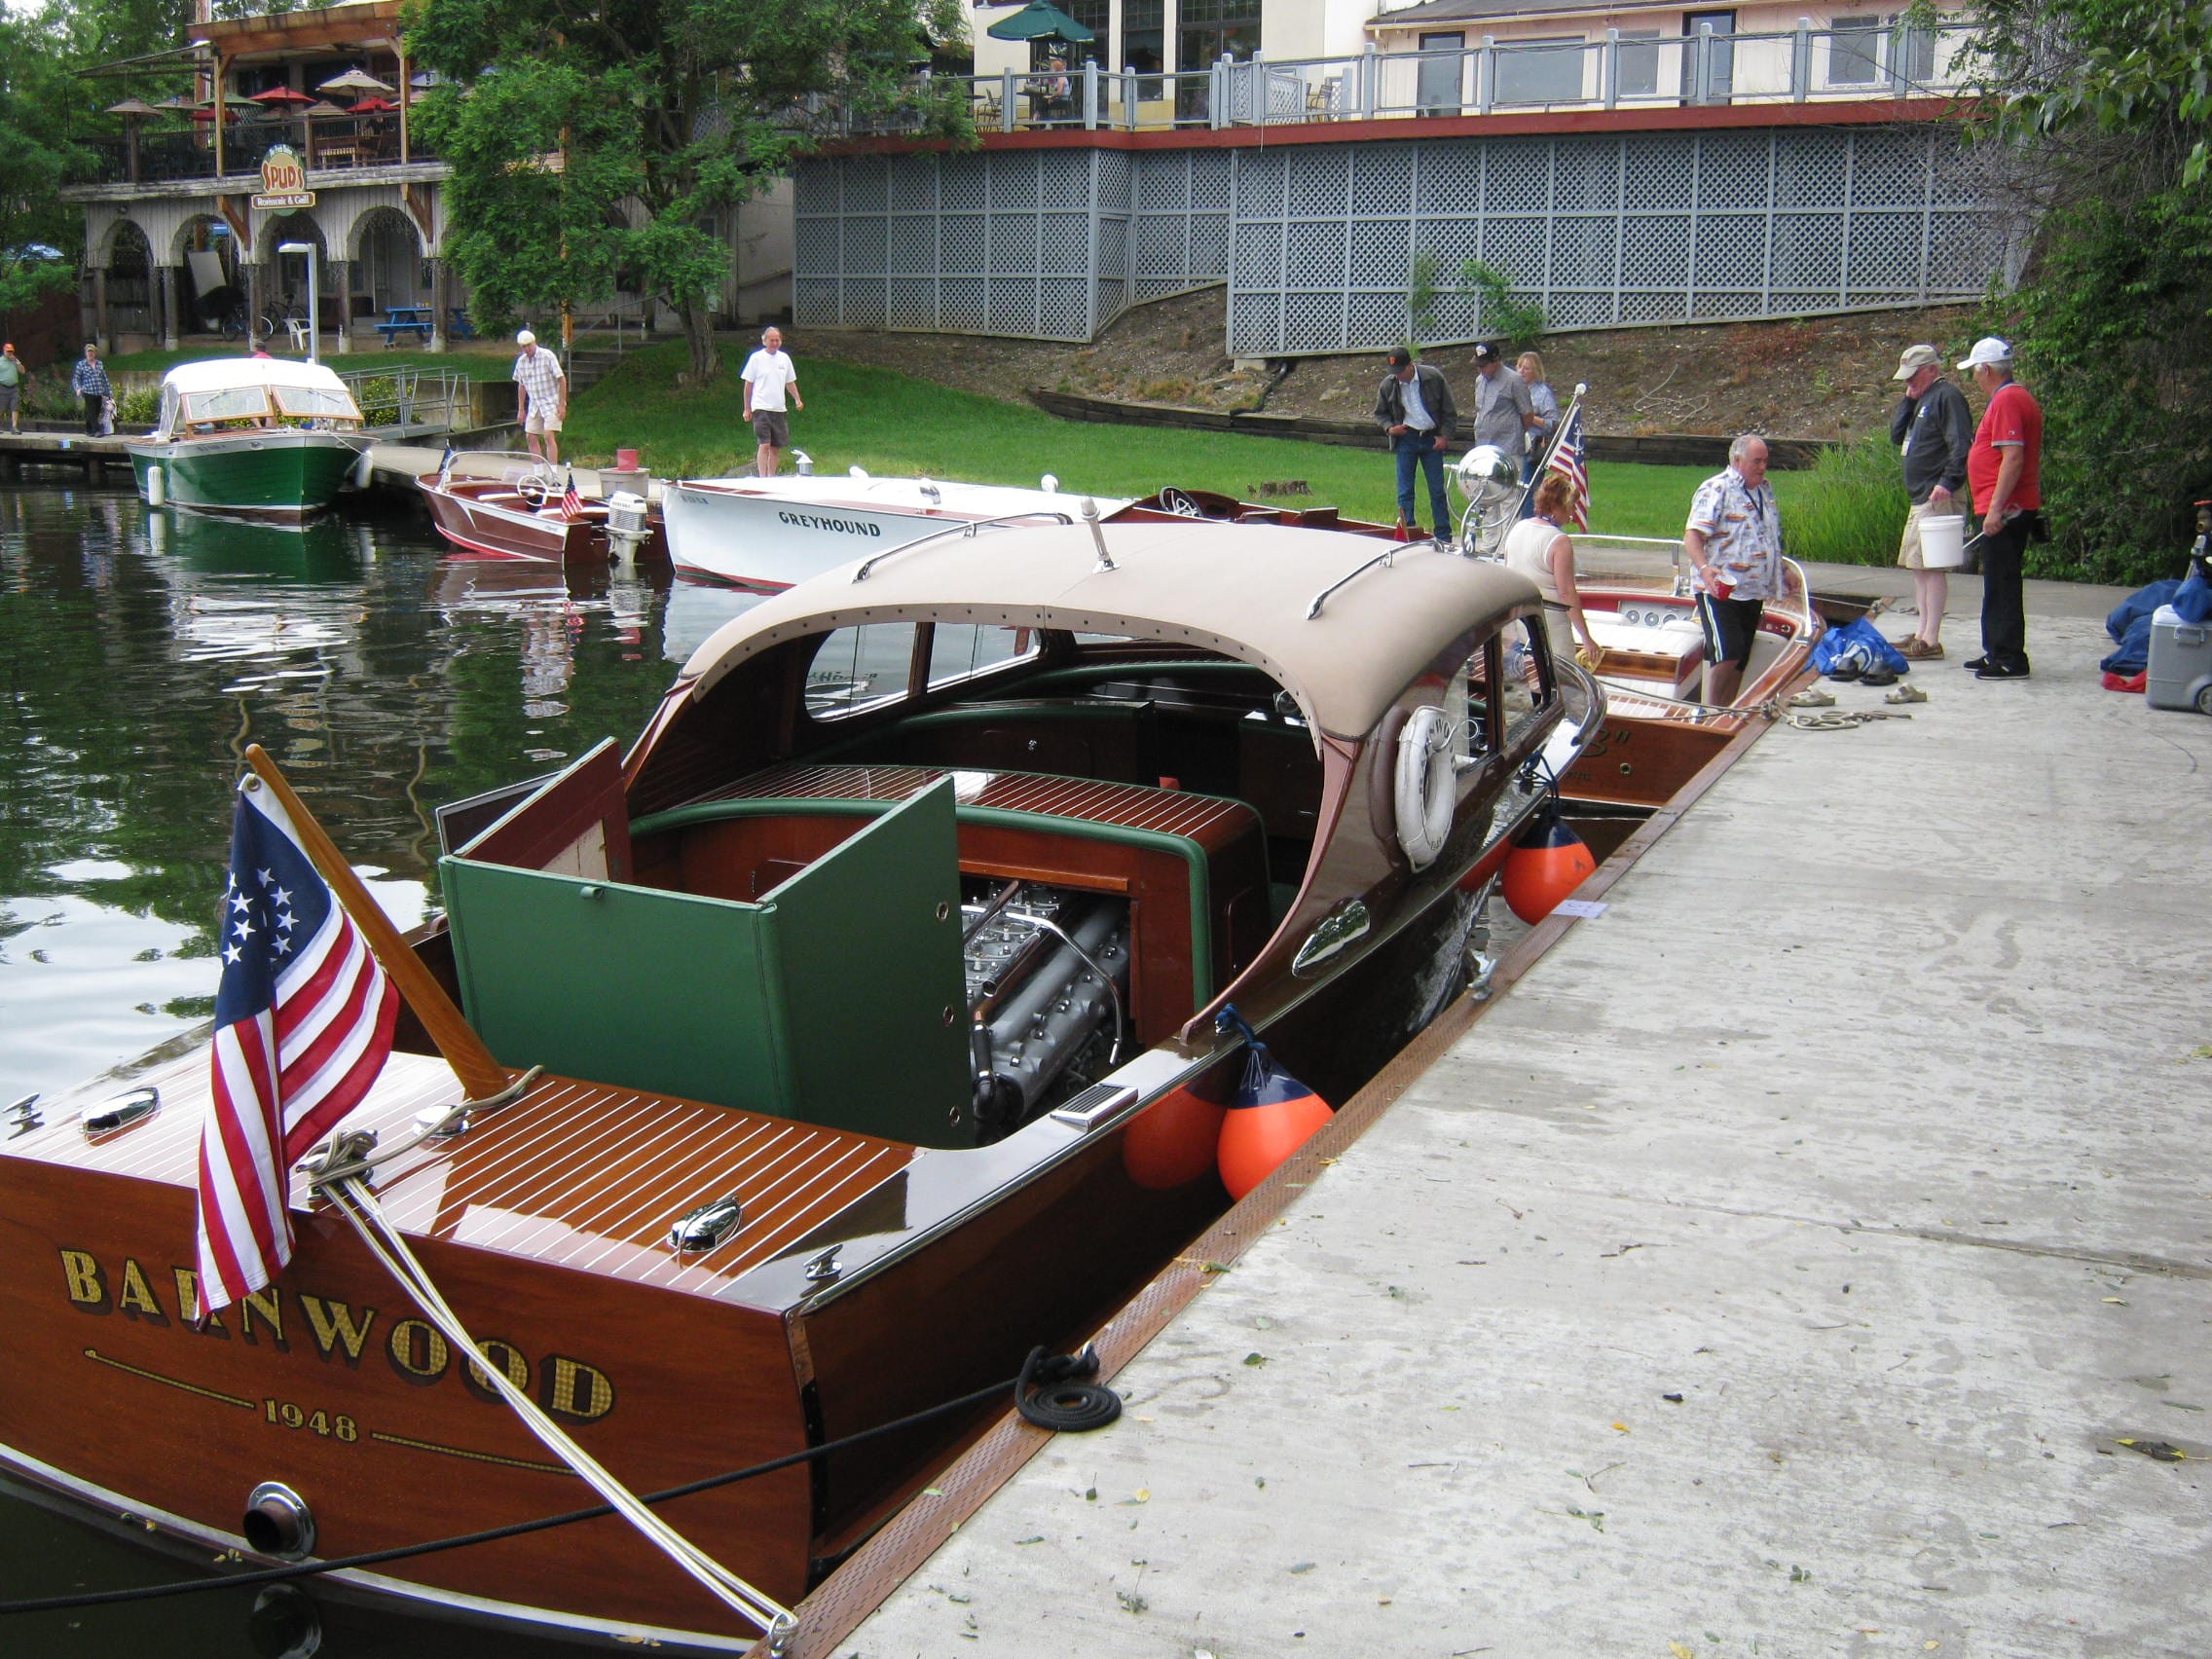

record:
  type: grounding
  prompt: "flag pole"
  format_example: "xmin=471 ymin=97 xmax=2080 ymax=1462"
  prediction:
xmin=1515 ymin=382 xmax=1586 ymax=519
xmin=241 ymin=745 xmax=509 ymax=1101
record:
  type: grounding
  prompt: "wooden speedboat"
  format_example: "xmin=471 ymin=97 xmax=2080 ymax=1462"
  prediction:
xmin=127 ymin=359 xmax=369 ymax=521
xmin=663 ymin=470 xmax=1134 ymax=589
xmin=1544 ymin=535 xmax=1825 ymax=810
xmin=0 ymin=518 xmax=1599 ymax=1652
xmin=419 ymin=452 xmax=668 ymax=565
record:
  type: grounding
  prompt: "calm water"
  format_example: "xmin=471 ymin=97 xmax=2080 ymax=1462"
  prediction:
xmin=0 ymin=483 xmax=768 ymax=1654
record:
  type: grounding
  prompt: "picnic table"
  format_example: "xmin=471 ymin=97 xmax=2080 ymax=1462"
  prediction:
xmin=375 ymin=305 xmax=433 ymax=347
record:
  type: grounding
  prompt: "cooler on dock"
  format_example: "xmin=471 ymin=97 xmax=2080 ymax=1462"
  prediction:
xmin=2147 ymin=604 xmax=2212 ymax=715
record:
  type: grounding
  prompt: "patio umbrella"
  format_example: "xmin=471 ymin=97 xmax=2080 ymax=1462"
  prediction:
xmin=349 ymin=94 xmax=398 ymax=114
xmin=250 ymin=86 xmax=315 ymax=107
xmin=318 ymin=67 xmax=392 ymax=95
xmin=303 ymin=99 xmax=350 ymax=118
xmin=107 ymin=99 xmax=163 ymax=180
xmin=985 ymin=0 xmax=1095 ymax=42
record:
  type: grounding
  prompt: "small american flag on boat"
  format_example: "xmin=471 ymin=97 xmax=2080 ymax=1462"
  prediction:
xmin=194 ymin=776 xmax=396 ymax=1319
xmin=560 ymin=470 xmax=584 ymax=521
xmin=1545 ymin=403 xmax=1590 ymax=531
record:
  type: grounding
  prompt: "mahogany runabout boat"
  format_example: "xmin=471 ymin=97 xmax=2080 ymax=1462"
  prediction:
xmin=419 ymin=452 xmax=666 ymax=565
xmin=0 ymin=518 xmax=1599 ymax=1651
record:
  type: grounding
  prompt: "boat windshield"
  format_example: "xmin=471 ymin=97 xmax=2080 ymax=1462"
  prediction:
xmin=274 ymin=385 xmax=361 ymax=422
xmin=181 ymin=386 xmax=273 ymax=425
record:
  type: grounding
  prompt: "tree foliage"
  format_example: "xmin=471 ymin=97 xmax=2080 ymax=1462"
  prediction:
xmin=407 ymin=0 xmax=971 ymax=383
xmin=1967 ymin=0 xmax=2212 ymax=582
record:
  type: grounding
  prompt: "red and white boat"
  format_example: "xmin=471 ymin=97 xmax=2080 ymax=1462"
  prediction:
xmin=419 ymin=452 xmax=666 ymax=565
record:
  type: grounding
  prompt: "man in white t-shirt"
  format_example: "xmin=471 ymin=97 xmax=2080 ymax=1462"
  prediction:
xmin=741 ymin=327 xmax=803 ymax=476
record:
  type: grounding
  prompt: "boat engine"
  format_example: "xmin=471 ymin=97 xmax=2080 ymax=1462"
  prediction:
xmin=962 ymin=881 xmax=1130 ymax=1141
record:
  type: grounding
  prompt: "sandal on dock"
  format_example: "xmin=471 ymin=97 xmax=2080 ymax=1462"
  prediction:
xmin=1884 ymin=683 xmax=1928 ymax=705
xmin=1788 ymin=687 xmax=1835 ymax=709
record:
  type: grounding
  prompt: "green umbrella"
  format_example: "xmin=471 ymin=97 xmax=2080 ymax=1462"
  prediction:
xmin=986 ymin=1 xmax=1095 ymax=43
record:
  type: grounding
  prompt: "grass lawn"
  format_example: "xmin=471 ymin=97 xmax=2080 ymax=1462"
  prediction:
xmin=566 ymin=341 xmax=1748 ymax=540
xmin=100 ymin=341 xmax=522 ymax=382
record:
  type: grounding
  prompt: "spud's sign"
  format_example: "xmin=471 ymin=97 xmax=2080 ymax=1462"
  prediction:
xmin=252 ymin=144 xmax=315 ymax=210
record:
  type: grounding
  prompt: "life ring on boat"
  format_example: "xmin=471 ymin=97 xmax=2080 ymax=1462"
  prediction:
xmin=1394 ymin=704 xmax=1458 ymax=871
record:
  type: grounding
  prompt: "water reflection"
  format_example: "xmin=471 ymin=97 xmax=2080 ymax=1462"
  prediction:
xmin=0 ymin=485 xmax=677 ymax=1104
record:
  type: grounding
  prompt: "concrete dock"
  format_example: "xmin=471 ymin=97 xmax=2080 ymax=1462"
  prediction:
xmin=833 ymin=575 xmax=2212 ymax=1658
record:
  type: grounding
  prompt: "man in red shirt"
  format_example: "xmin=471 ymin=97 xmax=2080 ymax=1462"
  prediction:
xmin=1959 ymin=337 xmax=2044 ymax=680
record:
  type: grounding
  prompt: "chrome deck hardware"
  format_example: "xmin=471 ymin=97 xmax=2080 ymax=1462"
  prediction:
xmin=77 ymin=1087 xmax=158 ymax=1137
xmin=669 ymin=1195 xmax=746 ymax=1254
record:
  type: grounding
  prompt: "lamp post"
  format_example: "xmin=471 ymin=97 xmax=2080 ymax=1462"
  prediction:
xmin=277 ymin=240 xmax=317 ymax=362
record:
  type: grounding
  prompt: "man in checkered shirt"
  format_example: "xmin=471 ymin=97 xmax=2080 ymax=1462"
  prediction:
xmin=513 ymin=329 xmax=567 ymax=465
xmin=1682 ymin=433 xmax=1784 ymax=706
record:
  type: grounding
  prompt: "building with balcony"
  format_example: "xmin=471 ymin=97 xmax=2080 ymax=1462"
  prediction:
xmin=62 ymin=0 xmax=792 ymax=354
xmin=813 ymin=0 xmax=2015 ymax=353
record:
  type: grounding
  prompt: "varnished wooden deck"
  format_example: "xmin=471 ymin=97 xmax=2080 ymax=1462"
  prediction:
xmin=14 ymin=1051 xmax=912 ymax=1298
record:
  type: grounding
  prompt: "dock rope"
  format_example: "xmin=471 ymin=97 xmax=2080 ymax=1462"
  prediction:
xmin=0 ymin=1343 xmax=1110 ymax=1620
xmin=318 ymin=1171 xmax=799 ymax=1649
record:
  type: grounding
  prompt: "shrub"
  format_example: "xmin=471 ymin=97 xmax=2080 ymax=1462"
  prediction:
xmin=115 ymin=385 xmax=161 ymax=428
xmin=1784 ymin=433 xmax=1910 ymax=567
xmin=349 ymin=375 xmax=401 ymax=424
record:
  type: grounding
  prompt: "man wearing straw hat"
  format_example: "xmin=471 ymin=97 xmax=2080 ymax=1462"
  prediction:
xmin=1888 ymin=342 xmax=1972 ymax=660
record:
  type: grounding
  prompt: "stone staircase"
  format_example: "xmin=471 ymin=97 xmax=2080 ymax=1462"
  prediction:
xmin=566 ymin=348 xmax=625 ymax=395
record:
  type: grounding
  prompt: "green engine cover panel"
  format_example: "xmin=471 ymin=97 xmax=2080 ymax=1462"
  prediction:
xmin=442 ymin=778 xmax=969 ymax=1145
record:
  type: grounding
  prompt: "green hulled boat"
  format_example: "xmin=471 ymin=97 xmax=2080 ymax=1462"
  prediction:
xmin=126 ymin=357 xmax=369 ymax=521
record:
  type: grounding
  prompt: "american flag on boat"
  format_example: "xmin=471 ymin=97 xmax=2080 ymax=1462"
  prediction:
xmin=560 ymin=470 xmax=584 ymax=522
xmin=1545 ymin=403 xmax=1589 ymax=531
xmin=194 ymin=777 xmax=396 ymax=1318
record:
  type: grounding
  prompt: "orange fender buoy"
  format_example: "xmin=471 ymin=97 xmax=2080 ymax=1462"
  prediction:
xmin=1213 ymin=1009 xmax=1334 ymax=1200
xmin=1123 ymin=1085 xmax=1228 ymax=1191
xmin=1501 ymin=811 xmax=1597 ymax=924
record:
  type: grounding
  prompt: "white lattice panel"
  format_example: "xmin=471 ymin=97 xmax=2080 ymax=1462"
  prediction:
xmin=1287 ymin=150 xmax=1351 ymax=217
xmin=793 ymin=124 xmax=2012 ymax=350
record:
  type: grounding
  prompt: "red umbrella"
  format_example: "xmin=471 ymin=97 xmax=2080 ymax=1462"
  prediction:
xmin=251 ymin=86 xmax=315 ymax=107
xmin=349 ymin=94 xmax=397 ymax=114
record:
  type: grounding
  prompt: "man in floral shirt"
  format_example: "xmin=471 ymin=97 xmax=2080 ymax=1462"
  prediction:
xmin=1682 ymin=433 xmax=1784 ymax=705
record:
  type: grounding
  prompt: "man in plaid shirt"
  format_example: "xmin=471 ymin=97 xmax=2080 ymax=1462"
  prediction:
xmin=70 ymin=343 xmax=112 ymax=437
xmin=513 ymin=329 xmax=567 ymax=465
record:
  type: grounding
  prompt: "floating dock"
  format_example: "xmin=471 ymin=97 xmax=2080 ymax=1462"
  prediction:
xmin=807 ymin=572 xmax=2211 ymax=1658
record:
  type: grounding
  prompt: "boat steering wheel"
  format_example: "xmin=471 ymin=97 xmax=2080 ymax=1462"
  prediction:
xmin=1161 ymin=488 xmax=1204 ymax=519
xmin=517 ymin=476 xmax=553 ymax=509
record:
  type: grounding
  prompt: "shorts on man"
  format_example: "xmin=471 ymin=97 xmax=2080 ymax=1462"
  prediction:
xmin=752 ymin=409 xmax=790 ymax=447
xmin=1897 ymin=498 xmax=1966 ymax=571
xmin=1696 ymin=594 xmax=1765 ymax=668
xmin=525 ymin=409 xmax=563 ymax=436
xmin=0 ymin=386 xmax=17 ymax=416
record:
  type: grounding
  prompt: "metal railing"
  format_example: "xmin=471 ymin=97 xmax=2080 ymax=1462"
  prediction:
xmin=337 ymin=365 xmax=467 ymax=432
xmin=837 ymin=21 xmax=1976 ymax=137
xmin=80 ymin=116 xmax=442 ymax=187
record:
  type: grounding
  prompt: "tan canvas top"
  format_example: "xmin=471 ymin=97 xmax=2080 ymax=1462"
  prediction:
xmin=678 ymin=518 xmax=1540 ymax=739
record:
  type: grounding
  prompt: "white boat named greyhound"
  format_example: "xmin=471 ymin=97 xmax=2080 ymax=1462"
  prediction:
xmin=663 ymin=469 xmax=1135 ymax=589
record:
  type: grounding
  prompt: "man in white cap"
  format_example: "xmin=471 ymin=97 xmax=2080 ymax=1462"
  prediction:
xmin=1957 ymin=337 xmax=2043 ymax=681
xmin=1888 ymin=343 xmax=1972 ymax=659
xmin=513 ymin=328 xmax=567 ymax=465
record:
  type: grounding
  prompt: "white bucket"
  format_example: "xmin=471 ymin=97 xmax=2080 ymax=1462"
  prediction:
xmin=1919 ymin=512 xmax=1967 ymax=569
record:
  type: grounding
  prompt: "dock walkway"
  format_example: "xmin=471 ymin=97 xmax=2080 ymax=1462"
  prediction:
xmin=841 ymin=577 xmax=2212 ymax=1657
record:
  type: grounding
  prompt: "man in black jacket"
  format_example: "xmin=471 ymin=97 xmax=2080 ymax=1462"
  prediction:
xmin=1375 ymin=347 xmax=1457 ymax=539
xmin=1889 ymin=343 xmax=1973 ymax=659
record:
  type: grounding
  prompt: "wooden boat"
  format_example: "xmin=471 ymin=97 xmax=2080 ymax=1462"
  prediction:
xmin=1540 ymin=535 xmax=1825 ymax=810
xmin=126 ymin=359 xmax=369 ymax=521
xmin=663 ymin=470 xmax=1133 ymax=589
xmin=419 ymin=452 xmax=667 ymax=565
xmin=0 ymin=518 xmax=1600 ymax=1652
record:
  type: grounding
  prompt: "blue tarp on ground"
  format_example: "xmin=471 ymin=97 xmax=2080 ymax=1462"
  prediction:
xmin=1812 ymin=616 xmax=1910 ymax=678
xmin=2104 ymin=574 xmax=2210 ymax=673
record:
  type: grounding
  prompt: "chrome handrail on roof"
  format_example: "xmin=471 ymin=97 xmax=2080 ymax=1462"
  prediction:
xmin=849 ymin=510 xmax=1077 ymax=583
xmin=1305 ymin=538 xmax=1437 ymax=620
